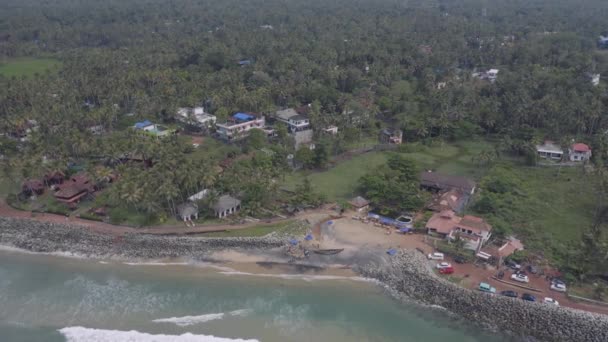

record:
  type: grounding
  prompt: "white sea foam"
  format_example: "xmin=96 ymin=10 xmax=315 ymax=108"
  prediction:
xmin=122 ymin=260 xmax=236 ymax=272
xmin=153 ymin=309 xmax=253 ymax=326
xmin=124 ymin=262 xmax=192 ymax=266
xmin=219 ymin=271 xmax=377 ymax=283
xmin=59 ymin=326 xmax=259 ymax=342
xmin=0 ymin=245 xmax=88 ymax=259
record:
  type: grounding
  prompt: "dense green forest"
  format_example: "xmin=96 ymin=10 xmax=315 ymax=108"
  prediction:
xmin=2 ymin=0 xmax=608 ymax=282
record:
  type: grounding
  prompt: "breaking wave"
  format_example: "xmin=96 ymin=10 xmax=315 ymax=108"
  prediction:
xmin=59 ymin=326 xmax=259 ymax=342
xmin=219 ymin=271 xmax=377 ymax=283
xmin=152 ymin=309 xmax=253 ymax=326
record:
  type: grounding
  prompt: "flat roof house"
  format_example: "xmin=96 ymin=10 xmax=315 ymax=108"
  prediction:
xmin=275 ymin=108 xmax=311 ymax=133
xmin=177 ymin=107 xmax=217 ymax=129
xmin=569 ymin=143 xmax=592 ymax=162
xmin=133 ymin=120 xmax=175 ymax=138
xmin=216 ymin=113 xmax=265 ymax=141
xmin=536 ymin=141 xmax=563 ymax=160
xmin=420 ymin=171 xmax=476 ymax=195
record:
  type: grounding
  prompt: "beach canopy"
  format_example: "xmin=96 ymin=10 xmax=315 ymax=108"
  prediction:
xmin=386 ymin=248 xmax=398 ymax=256
xmin=289 ymin=239 xmax=299 ymax=246
xmin=304 ymin=234 xmax=313 ymax=241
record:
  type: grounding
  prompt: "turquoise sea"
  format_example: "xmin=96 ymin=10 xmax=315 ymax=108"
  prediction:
xmin=0 ymin=250 xmax=509 ymax=341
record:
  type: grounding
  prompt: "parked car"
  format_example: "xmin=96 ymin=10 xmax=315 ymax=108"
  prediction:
xmin=427 ymin=252 xmax=444 ymax=260
xmin=479 ymin=282 xmax=496 ymax=294
xmin=550 ymin=280 xmax=567 ymax=292
xmin=436 ymin=262 xmax=452 ymax=269
xmin=505 ymin=259 xmax=521 ymax=270
xmin=439 ymin=266 xmax=454 ymax=274
xmin=500 ymin=290 xmax=518 ymax=298
xmin=454 ymin=256 xmax=466 ymax=264
xmin=544 ymin=297 xmax=559 ymax=306
xmin=527 ymin=265 xmax=539 ymax=274
xmin=510 ymin=273 xmax=530 ymax=283
xmin=522 ymin=293 xmax=536 ymax=302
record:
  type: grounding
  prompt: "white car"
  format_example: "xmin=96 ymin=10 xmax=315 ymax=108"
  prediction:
xmin=436 ymin=262 xmax=452 ymax=269
xmin=544 ymin=297 xmax=559 ymax=306
xmin=550 ymin=282 xmax=567 ymax=292
xmin=427 ymin=252 xmax=444 ymax=260
xmin=510 ymin=273 xmax=529 ymax=283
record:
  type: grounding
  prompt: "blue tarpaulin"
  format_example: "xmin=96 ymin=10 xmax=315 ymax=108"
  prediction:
xmin=134 ymin=120 xmax=152 ymax=129
xmin=233 ymin=113 xmax=255 ymax=121
xmin=399 ymin=228 xmax=410 ymax=233
xmin=386 ymin=248 xmax=397 ymax=256
xmin=289 ymin=239 xmax=299 ymax=246
xmin=304 ymin=234 xmax=313 ymax=241
xmin=327 ymin=221 xmax=333 ymax=225
xmin=368 ymin=212 xmax=411 ymax=229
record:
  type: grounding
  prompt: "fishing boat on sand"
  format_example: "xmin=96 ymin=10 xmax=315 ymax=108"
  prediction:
xmin=313 ymin=248 xmax=344 ymax=255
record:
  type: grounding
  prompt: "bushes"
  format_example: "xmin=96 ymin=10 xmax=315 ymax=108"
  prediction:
xmin=45 ymin=198 xmax=69 ymax=215
xmin=108 ymin=207 xmax=155 ymax=227
xmin=78 ymin=212 xmax=104 ymax=222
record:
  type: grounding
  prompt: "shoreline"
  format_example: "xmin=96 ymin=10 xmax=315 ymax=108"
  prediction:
xmin=1 ymin=217 xmax=608 ymax=342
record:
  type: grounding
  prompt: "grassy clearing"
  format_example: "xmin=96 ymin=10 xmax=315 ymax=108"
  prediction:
xmin=283 ymin=151 xmax=389 ymax=201
xmin=469 ymin=164 xmax=596 ymax=260
xmin=0 ymin=57 xmax=62 ymax=78
xmin=203 ymin=220 xmax=297 ymax=237
xmin=281 ymin=138 xmax=496 ymax=202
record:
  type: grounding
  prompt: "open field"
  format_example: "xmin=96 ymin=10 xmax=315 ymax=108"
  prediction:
xmin=282 ymin=139 xmax=496 ymax=202
xmin=283 ymin=151 xmax=389 ymax=201
xmin=0 ymin=57 xmax=62 ymax=78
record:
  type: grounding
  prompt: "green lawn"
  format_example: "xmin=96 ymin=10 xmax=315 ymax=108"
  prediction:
xmin=0 ymin=57 xmax=62 ymax=78
xmin=283 ymin=151 xmax=389 ymax=201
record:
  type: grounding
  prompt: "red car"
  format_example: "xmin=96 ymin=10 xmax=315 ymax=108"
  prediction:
xmin=439 ymin=266 xmax=454 ymax=274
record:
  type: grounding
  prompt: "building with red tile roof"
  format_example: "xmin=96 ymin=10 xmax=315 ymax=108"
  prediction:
xmin=569 ymin=143 xmax=592 ymax=162
xmin=426 ymin=210 xmax=492 ymax=251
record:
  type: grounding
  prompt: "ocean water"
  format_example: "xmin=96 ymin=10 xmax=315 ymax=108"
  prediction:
xmin=0 ymin=251 xmax=508 ymax=342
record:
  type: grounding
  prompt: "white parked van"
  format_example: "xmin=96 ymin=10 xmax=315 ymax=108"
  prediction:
xmin=427 ymin=252 xmax=444 ymax=260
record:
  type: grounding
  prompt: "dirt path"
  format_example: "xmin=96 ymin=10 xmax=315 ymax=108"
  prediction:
xmin=0 ymin=199 xmax=330 ymax=237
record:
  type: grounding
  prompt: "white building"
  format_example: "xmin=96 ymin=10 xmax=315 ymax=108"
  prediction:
xmin=275 ymin=108 xmax=311 ymax=133
xmin=177 ymin=107 xmax=217 ymax=129
xmin=216 ymin=113 xmax=265 ymax=141
xmin=569 ymin=143 xmax=592 ymax=162
xmin=536 ymin=141 xmax=563 ymax=160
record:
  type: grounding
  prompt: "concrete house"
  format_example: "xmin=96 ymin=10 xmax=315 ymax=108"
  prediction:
xmin=569 ymin=143 xmax=592 ymax=162
xmin=275 ymin=108 xmax=313 ymax=149
xmin=535 ymin=141 xmax=563 ymax=160
xmin=177 ymin=107 xmax=217 ymax=129
xmin=213 ymin=195 xmax=241 ymax=218
xmin=216 ymin=113 xmax=265 ymax=141
xmin=133 ymin=120 xmax=175 ymax=138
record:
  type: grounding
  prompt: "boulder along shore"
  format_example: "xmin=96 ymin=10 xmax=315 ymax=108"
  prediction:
xmin=1 ymin=217 xmax=608 ymax=342
xmin=356 ymin=249 xmax=608 ymax=342
xmin=0 ymin=217 xmax=284 ymax=259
